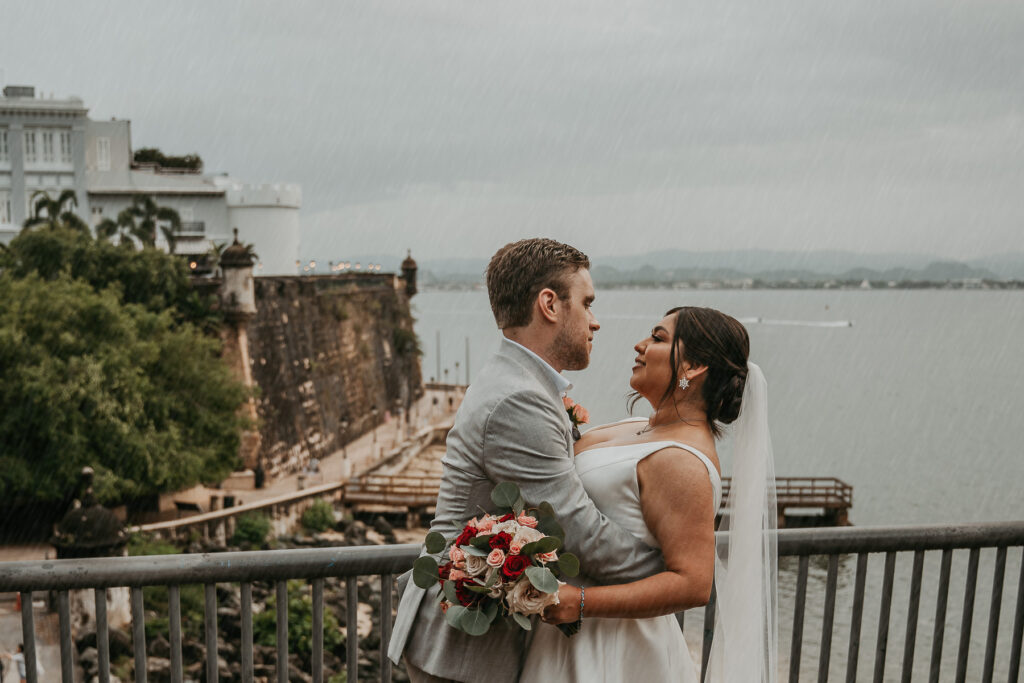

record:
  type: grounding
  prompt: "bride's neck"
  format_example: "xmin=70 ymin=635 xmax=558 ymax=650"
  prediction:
xmin=648 ymin=399 xmax=706 ymax=428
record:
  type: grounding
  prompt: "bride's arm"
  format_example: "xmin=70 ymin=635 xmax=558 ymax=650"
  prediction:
xmin=543 ymin=448 xmax=716 ymax=622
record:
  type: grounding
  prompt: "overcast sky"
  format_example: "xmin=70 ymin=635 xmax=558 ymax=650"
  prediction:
xmin=4 ymin=0 xmax=1022 ymax=262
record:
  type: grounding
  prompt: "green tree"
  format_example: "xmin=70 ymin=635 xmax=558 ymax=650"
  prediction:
xmin=22 ymin=189 xmax=89 ymax=234
xmin=0 ymin=226 xmax=220 ymax=333
xmin=0 ymin=272 xmax=247 ymax=504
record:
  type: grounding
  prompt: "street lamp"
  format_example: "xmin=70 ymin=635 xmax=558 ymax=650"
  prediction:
xmin=455 ymin=361 xmax=461 ymax=386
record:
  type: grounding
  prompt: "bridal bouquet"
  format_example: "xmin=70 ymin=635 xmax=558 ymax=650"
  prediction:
xmin=411 ymin=482 xmax=580 ymax=636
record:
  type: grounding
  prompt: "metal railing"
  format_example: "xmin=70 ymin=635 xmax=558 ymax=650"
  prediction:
xmin=0 ymin=521 xmax=1021 ymax=682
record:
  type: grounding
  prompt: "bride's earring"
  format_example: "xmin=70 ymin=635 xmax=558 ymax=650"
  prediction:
xmin=678 ymin=375 xmax=689 ymax=390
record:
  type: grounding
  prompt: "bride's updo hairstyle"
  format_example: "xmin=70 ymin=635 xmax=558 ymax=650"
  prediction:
xmin=644 ymin=306 xmax=750 ymax=437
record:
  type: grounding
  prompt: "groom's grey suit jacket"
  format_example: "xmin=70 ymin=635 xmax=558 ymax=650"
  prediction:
xmin=388 ymin=338 xmax=664 ymax=682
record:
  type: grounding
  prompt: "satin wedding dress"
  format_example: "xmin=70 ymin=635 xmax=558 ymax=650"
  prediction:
xmin=520 ymin=419 xmax=722 ymax=682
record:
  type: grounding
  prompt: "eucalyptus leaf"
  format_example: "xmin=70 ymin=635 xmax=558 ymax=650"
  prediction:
xmin=443 ymin=580 xmax=459 ymax=604
xmin=412 ymin=556 xmax=440 ymax=589
xmin=461 ymin=544 xmax=488 ymax=557
xmin=556 ymin=552 xmax=580 ymax=578
xmin=536 ymin=501 xmax=556 ymax=519
xmin=424 ymin=531 xmax=447 ymax=554
xmin=484 ymin=601 xmax=500 ymax=622
xmin=445 ymin=604 xmax=467 ymax=629
xmin=469 ymin=534 xmax=494 ymax=549
xmin=484 ymin=569 xmax=498 ymax=588
xmin=511 ymin=612 xmax=533 ymax=631
xmin=491 ymin=481 xmax=521 ymax=509
xmin=460 ymin=607 xmax=492 ymax=636
xmin=525 ymin=566 xmax=560 ymax=594
xmin=467 ymin=585 xmax=490 ymax=594
xmin=512 ymin=496 xmax=525 ymax=516
xmin=521 ymin=536 xmax=561 ymax=556
xmin=537 ymin=516 xmax=565 ymax=541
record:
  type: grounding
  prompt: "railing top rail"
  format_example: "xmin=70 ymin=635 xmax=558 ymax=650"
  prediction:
xmin=2 ymin=521 xmax=1022 ymax=593
xmin=0 ymin=544 xmax=421 ymax=592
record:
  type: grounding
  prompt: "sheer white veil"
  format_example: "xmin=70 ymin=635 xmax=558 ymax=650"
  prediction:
xmin=706 ymin=361 xmax=778 ymax=683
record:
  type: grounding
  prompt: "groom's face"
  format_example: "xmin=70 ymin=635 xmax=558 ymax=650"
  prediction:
xmin=552 ymin=268 xmax=599 ymax=371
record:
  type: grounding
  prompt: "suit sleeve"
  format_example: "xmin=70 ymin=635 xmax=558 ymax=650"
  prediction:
xmin=482 ymin=390 xmax=664 ymax=583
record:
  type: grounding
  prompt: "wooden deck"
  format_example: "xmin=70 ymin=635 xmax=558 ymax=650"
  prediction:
xmin=343 ymin=474 xmax=854 ymax=527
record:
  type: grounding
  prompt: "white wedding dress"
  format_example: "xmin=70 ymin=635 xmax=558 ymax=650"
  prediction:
xmin=521 ymin=420 xmax=722 ymax=683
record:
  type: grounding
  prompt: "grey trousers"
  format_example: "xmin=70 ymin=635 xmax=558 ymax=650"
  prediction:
xmin=405 ymin=659 xmax=459 ymax=683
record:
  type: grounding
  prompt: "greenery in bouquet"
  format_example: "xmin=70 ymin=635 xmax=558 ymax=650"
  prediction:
xmin=411 ymin=482 xmax=580 ymax=636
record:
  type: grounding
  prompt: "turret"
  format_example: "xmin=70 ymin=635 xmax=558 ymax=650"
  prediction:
xmin=220 ymin=228 xmax=257 ymax=321
xmin=401 ymin=249 xmax=418 ymax=297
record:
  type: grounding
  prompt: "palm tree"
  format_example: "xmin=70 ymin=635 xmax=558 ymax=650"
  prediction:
xmin=22 ymin=189 xmax=90 ymax=234
xmin=126 ymin=195 xmax=181 ymax=248
xmin=96 ymin=207 xmax=140 ymax=247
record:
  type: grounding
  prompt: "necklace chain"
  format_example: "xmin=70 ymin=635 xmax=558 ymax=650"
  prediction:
xmin=636 ymin=417 xmax=692 ymax=435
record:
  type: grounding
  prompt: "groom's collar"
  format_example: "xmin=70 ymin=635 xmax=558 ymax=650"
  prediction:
xmin=500 ymin=336 xmax=572 ymax=395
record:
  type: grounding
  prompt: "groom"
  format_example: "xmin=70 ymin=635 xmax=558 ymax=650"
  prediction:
xmin=388 ymin=238 xmax=664 ymax=682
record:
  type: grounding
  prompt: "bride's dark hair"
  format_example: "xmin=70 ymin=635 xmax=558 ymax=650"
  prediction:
xmin=630 ymin=306 xmax=750 ymax=437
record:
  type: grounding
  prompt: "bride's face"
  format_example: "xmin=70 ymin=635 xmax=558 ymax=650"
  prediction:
xmin=630 ymin=313 xmax=682 ymax=399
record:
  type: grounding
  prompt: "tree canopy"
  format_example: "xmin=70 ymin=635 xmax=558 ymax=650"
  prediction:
xmin=0 ymin=227 xmax=247 ymax=505
xmin=132 ymin=147 xmax=203 ymax=171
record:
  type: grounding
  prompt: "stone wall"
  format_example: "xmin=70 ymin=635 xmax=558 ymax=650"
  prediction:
xmin=245 ymin=274 xmax=422 ymax=479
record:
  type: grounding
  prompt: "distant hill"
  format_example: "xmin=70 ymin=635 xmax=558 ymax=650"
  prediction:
xmin=317 ymin=249 xmax=1022 ymax=286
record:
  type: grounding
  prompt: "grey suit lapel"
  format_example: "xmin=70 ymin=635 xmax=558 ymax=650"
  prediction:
xmin=496 ymin=340 xmax=575 ymax=447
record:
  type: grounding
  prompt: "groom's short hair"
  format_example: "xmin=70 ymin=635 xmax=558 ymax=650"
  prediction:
xmin=485 ymin=238 xmax=590 ymax=329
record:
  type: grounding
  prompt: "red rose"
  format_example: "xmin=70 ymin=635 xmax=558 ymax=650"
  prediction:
xmin=454 ymin=578 xmax=483 ymax=607
xmin=498 ymin=513 xmax=515 ymax=522
xmin=489 ymin=531 xmax=512 ymax=551
xmin=501 ymin=554 xmax=532 ymax=581
xmin=455 ymin=526 xmax=478 ymax=547
xmin=438 ymin=561 xmax=453 ymax=584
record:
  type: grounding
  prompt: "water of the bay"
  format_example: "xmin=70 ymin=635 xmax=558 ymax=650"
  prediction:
xmin=414 ymin=288 xmax=1024 ymax=681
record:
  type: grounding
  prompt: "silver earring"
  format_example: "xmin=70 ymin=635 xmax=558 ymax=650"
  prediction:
xmin=678 ymin=376 xmax=689 ymax=390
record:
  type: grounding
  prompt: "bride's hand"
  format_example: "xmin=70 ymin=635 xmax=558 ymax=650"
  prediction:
xmin=541 ymin=584 xmax=582 ymax=625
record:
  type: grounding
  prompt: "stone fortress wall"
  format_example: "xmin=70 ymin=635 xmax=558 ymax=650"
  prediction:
xmin=244 ymin=273 xmax=423 ymax=479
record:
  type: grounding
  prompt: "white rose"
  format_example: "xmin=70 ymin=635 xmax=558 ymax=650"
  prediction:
xmin=491 ymin=520 xmax=520 ymax=535
xmin=511 ymin=526 xmax=544 ymax=549
xmin=464 ymin=553 xmax=489 ymax=577
xmin=505 ymin=577 xmax=560 ymax=616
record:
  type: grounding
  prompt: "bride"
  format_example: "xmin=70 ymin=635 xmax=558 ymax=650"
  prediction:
xmin=522 ymin=305 xmax=778 ymax=682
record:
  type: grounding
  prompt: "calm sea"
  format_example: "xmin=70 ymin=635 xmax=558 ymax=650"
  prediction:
xmin=415 ymin=288 xmax=1024 ymax=680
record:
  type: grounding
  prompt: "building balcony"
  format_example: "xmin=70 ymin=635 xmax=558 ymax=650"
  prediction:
xmin=174 ymin=221 xmax=206 ymax=236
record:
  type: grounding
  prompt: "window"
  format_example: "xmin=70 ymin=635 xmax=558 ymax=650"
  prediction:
xmin=96 ymin=137 xmax=110 ymax=171
xmin=42 ymin=132 xmax=55 ymax=163
xmin=0 ymin=130 xmax=8 ymax=162
xmin=24 ymin=130 xmax=37 ymax=163
xmin=59 ymin=131 xmax=72 ymax=163
xmin=91 ymin=206 xmax=103 ymax=225
xmin=0 ymin=191 xmax=10 ymax=224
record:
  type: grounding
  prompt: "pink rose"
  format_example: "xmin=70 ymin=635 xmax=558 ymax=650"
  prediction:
xmin=449 ymin=569 xmax=468 ymax=581
xmin=562 ymin=396 xmax=574 ymax=410
xmin=509 ymin=543 xmax=522 ymax=555
xmin=449 ymin=546 xmax=465 ymax=564
xmin=477 ymin=517 xmax=495 ymax=532
xmin=440 ymin=601 xmax=450 ymax=613
xmin=487 ymin=548 xmax=506 ymax=568
xmin=572 ymin=405 xmax=590 ymax=424
xmin=517 ymin=512 xmax=538 ymax=528
xmin=538 ymin=551 xmax=558 ymax=563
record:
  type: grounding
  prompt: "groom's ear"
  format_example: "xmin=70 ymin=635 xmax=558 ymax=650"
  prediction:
xmin=536 ymin=287 xmax=560 ymax=324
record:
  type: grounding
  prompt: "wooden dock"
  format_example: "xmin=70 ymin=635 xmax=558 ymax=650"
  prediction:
xmin=721 ymin=476 xmax=853 ymax=528
xmin=344 ymin=474 xmax=853 ymax=528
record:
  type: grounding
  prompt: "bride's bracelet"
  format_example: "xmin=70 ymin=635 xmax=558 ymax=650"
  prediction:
xmin=578 ymin=586 xmax=585 ymax=630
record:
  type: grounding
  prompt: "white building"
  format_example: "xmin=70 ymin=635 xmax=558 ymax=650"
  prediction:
xmin=0 ymin=85 xmax=301 ymax=275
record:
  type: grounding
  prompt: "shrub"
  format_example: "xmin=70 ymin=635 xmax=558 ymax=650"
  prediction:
xmin=301 ymin=499 xmax=336 ymax=534
xmin=254 ymin=580 xmax=344 ymax=664
xmin=232 ymin=512 xmax=272 ymax=548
